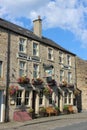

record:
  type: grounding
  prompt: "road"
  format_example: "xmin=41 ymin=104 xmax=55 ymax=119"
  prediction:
xmin=2 ymin=115 xmax=87 ymax=130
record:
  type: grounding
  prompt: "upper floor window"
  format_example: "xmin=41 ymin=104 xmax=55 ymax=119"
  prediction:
xmin=33 ymin=64 xmax=39 ymax=78
xmin=67 ymin=55 xmax=71 ymax=66
xmin=0 ymin=61 xmax=2 ymax=78
xmin=19 ymin=61 xmax=26 ymax=76
xmin=59 ymin=51 xmax=63 ymax=63
xmin=19 ymin=38 xmax=26 ymax=53
xmin=60 ymin=70 xmax=64 ymax=82
xmin=68 ymin=72 xmax=72 ymax=83
xmin=48 ymin=48 xmax=53 ymax=61
xmin=33 ymin=42 xmax=39 ymax=56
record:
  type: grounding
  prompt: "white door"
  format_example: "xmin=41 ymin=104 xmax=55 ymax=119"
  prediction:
xmin=0 ymin=91 xmax=3 ymax=122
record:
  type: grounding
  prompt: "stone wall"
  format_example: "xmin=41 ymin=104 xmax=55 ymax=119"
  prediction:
xmin=76 ymin=57 xmax=87 ymax=111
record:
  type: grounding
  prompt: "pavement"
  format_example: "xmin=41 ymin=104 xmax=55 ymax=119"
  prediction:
xmin=0 ymin=112 xmax=87 ymax=129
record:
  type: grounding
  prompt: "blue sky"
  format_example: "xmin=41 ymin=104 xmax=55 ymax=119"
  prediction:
xmin=0 ymin=0 xmax=87 ymax=60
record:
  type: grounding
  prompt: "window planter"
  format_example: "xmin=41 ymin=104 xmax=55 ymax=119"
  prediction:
xmin=17 ymin=76 xmax=30 ymax=84
xmin=39 ymin=107 xmax=46 ymax=117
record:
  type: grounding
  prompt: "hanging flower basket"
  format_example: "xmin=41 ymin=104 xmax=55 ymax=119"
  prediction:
xmin=17 ymin=76 xmax=30 ymax=84
xmin=32 ymin=78 xmax=43 ymax=85
xmin=62 ymin=80 xmax=67 ymax=87
xmin=9 ymin=85 xmax=18 ymax=96
xmin=43 ymin=86 xmax=53 ymax=96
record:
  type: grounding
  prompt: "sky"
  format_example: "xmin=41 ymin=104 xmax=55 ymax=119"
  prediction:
xmin=0 ymin=0 xmax=87 ymax=60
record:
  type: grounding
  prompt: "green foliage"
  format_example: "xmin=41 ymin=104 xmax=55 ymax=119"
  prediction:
xmin=39 ymin=107 xmax=46 ymax=112
xmin=55 ymin=106 xmax=59 ymax=111
xmin=63 ymin=105 xmax=69 ymax=110
xmin=28 ymin=108 xmax=34 ymax=113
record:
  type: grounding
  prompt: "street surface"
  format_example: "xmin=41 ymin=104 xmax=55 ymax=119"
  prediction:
xmin=1 ymin=112 xmax=87 ymax=130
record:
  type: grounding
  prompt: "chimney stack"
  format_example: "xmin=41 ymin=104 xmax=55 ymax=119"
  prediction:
xmin=33 ymin=16 xmax=42 ymax=38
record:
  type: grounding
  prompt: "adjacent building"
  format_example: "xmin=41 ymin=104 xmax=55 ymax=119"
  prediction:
xmin=76 ymin=57 xmax=87 ymax=111
xmin=0 ymin=17 xmax=77 ymax=122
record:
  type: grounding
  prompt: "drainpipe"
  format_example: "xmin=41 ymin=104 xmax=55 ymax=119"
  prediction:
xmin=5 ymin=30 xmax=10 ymax=122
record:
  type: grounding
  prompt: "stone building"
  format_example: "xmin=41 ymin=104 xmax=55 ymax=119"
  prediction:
xmin=76 ymin=57 xmax=87 ymax=111
xmin=0 ymin=17 xmax=76 ymax=122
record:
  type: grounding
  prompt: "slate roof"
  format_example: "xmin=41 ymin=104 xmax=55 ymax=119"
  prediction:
xmin=0 ymin=18 xmax=76 ymax=56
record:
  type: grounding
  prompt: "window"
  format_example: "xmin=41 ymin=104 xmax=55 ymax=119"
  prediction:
xmin=60 ymin=70 xmax=64 ymax=82
xmin=69 ymin=93 xmax=72 ymax=104
xmin=59 ymin=52 xmax=63 ymax=63
xmin=67 ymin=55 xmax=71 ymax=66
xmin=68 ymin=72 xmax=72 ymax=83
xmin=19 ymin=61 xmax=26 ymax=76
xmin=64 ymin=92 xmax=67 ymax=104
xmin=33 ymin=64 xmax=39 ymax=78
xmin=16 ymin=90 xmax=22 ymax=106
xmin=0 ymin=61 xmax=2 ymax=78
xmin=39 ymin=91 xmax=43 ymax=105
xmin=48 ymin=48 xmax=53 ymax=60
xmin=33 ymin=42 xmax=39 ymax=56
xmin=49 ymin=94 xmax=52 ymax=104
xmin=25 ymin=91 xmax=30 ymax=106
xmin=19 ymin=38 xmax=26 ymax=53
xmin=64 ymin=92 xmax=72 ymax=104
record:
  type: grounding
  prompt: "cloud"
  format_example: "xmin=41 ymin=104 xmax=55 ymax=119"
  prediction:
xmin=0 ymin=0 xmax=87 ymax=48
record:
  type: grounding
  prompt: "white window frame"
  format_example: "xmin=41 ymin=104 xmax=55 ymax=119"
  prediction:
xmin=48 ymin=48 xmax=53 ymax=61
xmin=19 ymin=37 xmax=26 ymax=53
xmin=16 ymin=90 xmax=23 ymax=107
xmin=33 ymin=42 xmax=39 ymax=56
xmin=60 ymin=70 xmax=64 ymax=82
xmin=68 ymin=72 xmax=72 ymax=83
xmin=64 ymin=92 xmax=73 ymax=105
xmin=67 ymin=55 xmax=71 ymax=66
xmin=25 ymin=90 xmax=30 ymax=106
xmin=64 ymin=92 xmax=68 ymax=104
xmin=0 ymin=61 xmax=3 ymax=78
xmin=33 ymin=63 xmax=39 ymax=78
xmin=19 ymin=61 xmax=26 ymax=77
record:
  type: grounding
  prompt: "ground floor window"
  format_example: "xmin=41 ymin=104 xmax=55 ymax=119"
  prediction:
xmin=25 ymin=91 xmax=30 ymax=106
xmin=64 ymin=91 xmax=72 ymax=105
xmin=49 ymin=94 xmax=52 ymax=105
xmin=16 ymin=90 xmax=30 ymax=107
xmin=16 ymin=90 xmax=22 ymax=106
xmin=39 ymin=90 xmax=43 ymax=105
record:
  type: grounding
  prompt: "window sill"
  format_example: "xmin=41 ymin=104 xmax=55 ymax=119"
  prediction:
xmin=47 ymin=59 xmax=54 ymax=62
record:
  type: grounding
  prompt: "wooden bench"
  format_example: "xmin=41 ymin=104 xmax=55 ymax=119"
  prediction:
xmin=46 ymin=106 xmax=57 ymax=116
